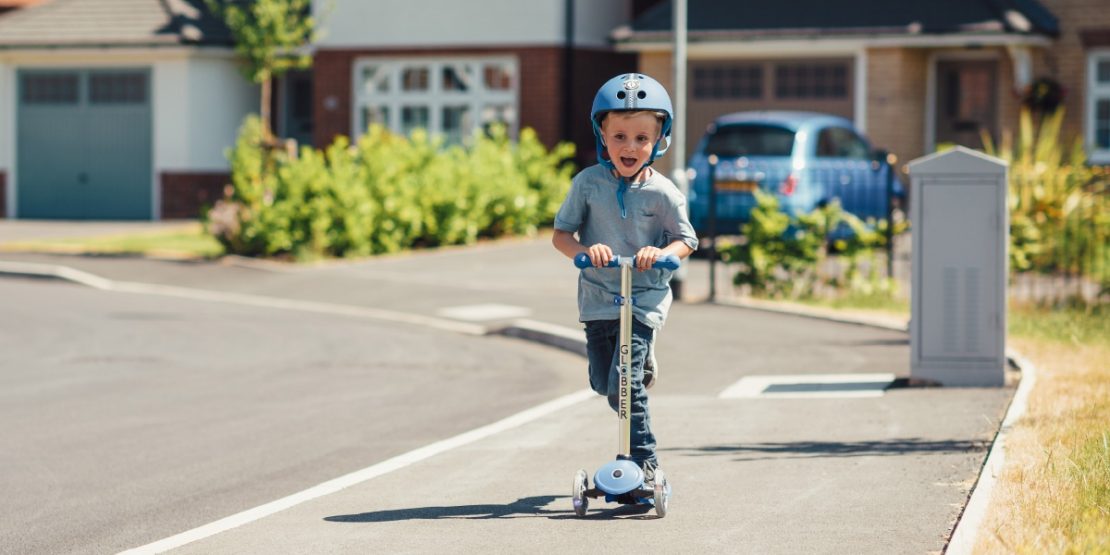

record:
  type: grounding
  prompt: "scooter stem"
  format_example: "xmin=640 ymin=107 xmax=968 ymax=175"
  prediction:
xmin=570 ymin=252 xmax=681 ymax=458
xmin=618 ymin=257 xmax=633 ymax=457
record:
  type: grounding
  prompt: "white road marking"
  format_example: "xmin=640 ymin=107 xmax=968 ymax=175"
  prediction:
xmin=437 ymin=303 xmax=532 ymax=321
xmin=110 ymin=280 xmax=488 ymax=336
xmin=0 ymin=262 xmax=485 ymax=336
xmin=118 ymin=388 xmax=594 ymax=554
xmin=719 ymin=373 xmax=897 ymax=399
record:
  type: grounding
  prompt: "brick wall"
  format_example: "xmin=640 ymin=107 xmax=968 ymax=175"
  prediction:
xmin=571 ymin=49 xmax=640 ymax=168
xmin=997 ymin=48 xmax=1021 ymax=144
xmin=866 ymin=47 xmax=928 ymax=167
xmin=313 ymin=46 xmax=632 ymax=166
xmin=1038 ymin=0 xmax=1110 ymax=146
xmin=639 ymin=52 xmax=676 ymax=176
xmin=160 ymin=172 xmax=229 ymax=220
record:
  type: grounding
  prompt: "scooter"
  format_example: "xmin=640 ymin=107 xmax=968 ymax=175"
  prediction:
xmin=570 ymin=251 xmax=679 ymax=518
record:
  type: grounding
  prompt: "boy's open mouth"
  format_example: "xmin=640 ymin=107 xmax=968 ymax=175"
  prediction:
xmin=620 ymin=156 xmax=638 ymax=168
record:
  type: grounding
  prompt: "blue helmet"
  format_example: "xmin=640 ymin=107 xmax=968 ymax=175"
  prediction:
xmin=590 ymin=73 xmax=673 ymax=170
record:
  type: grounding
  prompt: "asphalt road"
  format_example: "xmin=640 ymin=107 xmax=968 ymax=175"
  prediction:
xmin=0 ymin=236 xmax=1013 ymax=554
xmin=0 ymin=277 xmax=584 ymax=554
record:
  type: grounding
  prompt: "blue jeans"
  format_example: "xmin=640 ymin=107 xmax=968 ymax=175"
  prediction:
xmin=584 ymin=318 xmax=656 ymax=466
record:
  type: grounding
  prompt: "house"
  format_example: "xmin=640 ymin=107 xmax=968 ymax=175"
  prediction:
xmin=4 ymin=0 xmax=1106 ymax=221
xmin=309 ymin=0 xmax=635 ymax=170
xmin=618 ymin=0 xmax=1110 ymax=176
xmin=0 ymin=0 xmax=256 ymax=220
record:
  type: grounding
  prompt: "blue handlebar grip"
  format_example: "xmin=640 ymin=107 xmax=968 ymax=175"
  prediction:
xmin=654 ymin=254 xmax=681 ymax=271
xmin=573 ymin=252 xmax=681 ymax=271
xmin=572 ymin=253 xmax=620 ymax=268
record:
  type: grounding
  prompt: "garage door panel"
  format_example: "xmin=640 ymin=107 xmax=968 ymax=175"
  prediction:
xmin=17 ymin=71 xmax=88 ymax=219
xmin=685 ymin=59 xmax=854 ymax=158
xmin=17 ymin=69 xmax=151 ymax=220
xmin=86 ymin=108 xmax=152 ymax=219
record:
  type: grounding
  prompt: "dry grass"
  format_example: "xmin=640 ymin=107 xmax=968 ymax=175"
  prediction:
xmin=975 ymin=307 xmax=1110 ymax=554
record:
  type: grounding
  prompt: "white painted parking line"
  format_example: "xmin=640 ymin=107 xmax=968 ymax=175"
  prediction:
xmin=719 ymin=373 xmax=897 ymax=399
xmin=437 ymin=303 xmax=532 ymax=321
xmin=117 ymin=388 xmax=595 ymax=554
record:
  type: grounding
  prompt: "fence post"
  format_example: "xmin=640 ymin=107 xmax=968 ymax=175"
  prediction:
xmin=708 ymin=154 xmax=719 ymax=302
xmin=885 ymin=152 xmax=897 ymax=279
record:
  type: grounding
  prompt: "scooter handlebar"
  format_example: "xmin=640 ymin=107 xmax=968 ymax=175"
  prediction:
xmin=573 ymin=252 xmax=681 ymax=271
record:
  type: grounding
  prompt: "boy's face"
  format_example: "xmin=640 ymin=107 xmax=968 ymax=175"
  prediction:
xmin=600 ymin=112 xmax=662 ymax=179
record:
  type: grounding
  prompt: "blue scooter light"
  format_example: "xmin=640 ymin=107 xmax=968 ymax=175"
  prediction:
xmin=593 ymin=459 xmax=644 ymax=495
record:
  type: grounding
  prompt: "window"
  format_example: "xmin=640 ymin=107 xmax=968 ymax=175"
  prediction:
xmin=21 ymin=73 xmax=79 ymax=105
xmin=353 ymin=57 xmax=518 ymax=144
xmin=816 ymin=127 xmax=870 ymax=159
xmin=693 ymin=64 xmax=763 ymax=99
xmin=1088 ymin=52 xmax=1110 ymax=163
xmin=89 ymin=73 xmax=147 ymax=104
xmin=705 ymin=124 xmax=796 ymax=157
xmin=774 ymin=63 xmax=848 ymax=99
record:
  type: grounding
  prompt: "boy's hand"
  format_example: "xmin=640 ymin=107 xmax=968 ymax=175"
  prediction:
xmin=635 ymin=246 xmax=664 ymax=271
xmin=586 ymin=243 xmax=614 ymax=267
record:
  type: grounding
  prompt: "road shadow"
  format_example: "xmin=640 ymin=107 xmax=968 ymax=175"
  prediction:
xmin=324 ymin=494 xmax=656 ymax=522
xmin=662 ymin=437 xmax=988 ymax=462
xmin=325 ymin=495 xmax=563 ymax=522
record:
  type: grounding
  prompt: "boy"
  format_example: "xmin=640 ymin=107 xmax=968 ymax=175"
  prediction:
xmin=551 ymin=73 xmax=697 ymax=491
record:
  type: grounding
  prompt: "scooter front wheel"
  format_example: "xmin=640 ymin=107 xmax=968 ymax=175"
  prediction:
xmin=572 ymin=469 xmax=589 ymax=517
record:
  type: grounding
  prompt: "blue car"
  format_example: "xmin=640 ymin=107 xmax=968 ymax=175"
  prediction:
xmin=686 ymin=111 xmax=904 ymax=237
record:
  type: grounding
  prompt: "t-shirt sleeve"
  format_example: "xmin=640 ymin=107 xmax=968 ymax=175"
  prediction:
xmin=663 ymin=188 xmax=699 ymax=251
xmin=554 ymin=176 xmax=588 ymax=233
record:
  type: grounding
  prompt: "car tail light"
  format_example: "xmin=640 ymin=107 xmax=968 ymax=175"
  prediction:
xmin=780 ymin=173 xmax=797 ymax=196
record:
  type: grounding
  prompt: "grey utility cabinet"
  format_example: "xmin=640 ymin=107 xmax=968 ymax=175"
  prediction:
xmin=907 ymin=147 xmax=1008 ymax=387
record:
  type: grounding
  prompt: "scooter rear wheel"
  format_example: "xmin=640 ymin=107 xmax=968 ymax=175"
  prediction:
xmin=572 ymin=469 xmax=589 ymax=517
xmin=653 ymin=468 xmax=670 ymax=518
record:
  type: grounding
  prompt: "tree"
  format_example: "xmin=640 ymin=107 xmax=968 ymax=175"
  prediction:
xmin=206 ymin=0 xmax=317 ymax=140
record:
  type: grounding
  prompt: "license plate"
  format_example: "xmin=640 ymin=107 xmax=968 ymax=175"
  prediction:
xmin=715 ymin=180 xmax=757 ymax=192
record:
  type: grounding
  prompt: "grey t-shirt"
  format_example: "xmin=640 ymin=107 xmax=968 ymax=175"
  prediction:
xmin=554 ymin=164 xmax=699 ymax=330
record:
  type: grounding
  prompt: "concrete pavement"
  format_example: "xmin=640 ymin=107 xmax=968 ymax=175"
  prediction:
xmin=0 ymin=228 xmax=1015 ymax=554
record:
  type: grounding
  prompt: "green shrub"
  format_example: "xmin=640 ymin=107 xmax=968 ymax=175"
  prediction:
xmin=719 ymin=190 xmax=898 ymax=299
xmin=982 ymin=109 xmax=1110 ymax=281
xmin=205 ymin=116 xmax=575 ymax=259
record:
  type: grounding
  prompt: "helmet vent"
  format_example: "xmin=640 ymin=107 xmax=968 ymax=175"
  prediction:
xmin=616 ymin=91 xmax=626 ymax=100
xmin=637 ymin=90 xmax=647 ymax=99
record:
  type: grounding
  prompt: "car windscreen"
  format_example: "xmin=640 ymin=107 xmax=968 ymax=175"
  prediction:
xmin=704 ymin=124 xmax=796 ymax=157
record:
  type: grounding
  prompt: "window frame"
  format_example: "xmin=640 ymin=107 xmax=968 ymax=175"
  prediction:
xmin=351 ymin=56 xmax=519 ymax=144
xmin=1087 ymin=49 xmax=1110 ymax=164
xmin=815 ymin=126 xmax=870 ymax=159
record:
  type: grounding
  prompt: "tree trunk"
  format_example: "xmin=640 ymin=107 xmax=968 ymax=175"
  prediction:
xmin=260 ymin=77 xmax=273 ymax=140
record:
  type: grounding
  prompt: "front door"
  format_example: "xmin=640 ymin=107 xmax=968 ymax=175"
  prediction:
xmin=934 ymin=60 xmax=999 ymax=150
